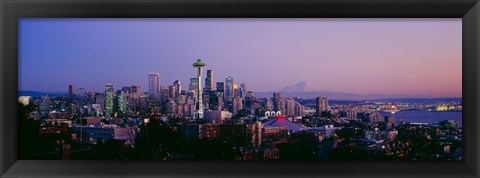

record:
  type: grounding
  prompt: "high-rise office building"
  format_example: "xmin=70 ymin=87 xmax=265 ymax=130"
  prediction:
xmin=225 ymin=76 xmax=234 ymax=103
xmin=295 ymin=101 xmax=304 ymax=117
xmin=169 ymin=85 xmax=176 ymax=99
xmin=205 ymin=70 xmax=214 ymax=92
xmin=216 ymin=82 xmax=224 ymax=92
xmin=245 ymin=91 xmax=254 ymax=109
xmin=316 ymin=96 xmax=329 ymax=117
xmin=192 ymin=59 xmax=206 ymax=119
xmin=286 ymin=98 xmax=296 ymax=116
xmin=95 ymin=93 xmax=105 ymax=114
xmin=240 ymin=83 xmax=247 ymax=99
xmin=266 ymin=98 xmax=273 ymax=111
xmin=217 ymin=97 xmax=224 ymax=111
xmin=233 ymin=84 xmax=239 ymax=97
xmin=104 ymin=83 xmax=115 ymax=116
xmin=77 ymin=88 xmax=85 ymax=98
xmin=148 ymin=73 xmax=160 ymax=98
xmin=189 ymin=78 xmax=198 ymax=92
xmin=279 ymin=99 xmax=286 ymax=115
xmin=202 ymin=94 xmax=210 ymax=109
xmin=216 ymin=82 xmax=224 ymax=99
xmin=160 ymin=86 xmax=170 ymax=99
xmin=233 ymin=96 xmax=243 ymax=114
xmin=173 ymin=80 xmax=181 ymax=97
xmin=117 ymin=91 xmax=127 ymax=114
xmin=273 ymin=92 xmax=281 ymax=100
xmin=246 ymin=91 xmax=254 ymax=98
xmin=273 ymin=92 xmax=286 ymax=115
xmin=68 ymin=85 xmax=75 ymax=98
xmin=131 ymin=84 xmax=141 ymax=98
xmin=121 ymin=86 xmax=131 ymax=97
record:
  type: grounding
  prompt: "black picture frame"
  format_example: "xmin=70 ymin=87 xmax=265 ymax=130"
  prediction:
xmin=1 ymin=0 xmax=479 ymax=177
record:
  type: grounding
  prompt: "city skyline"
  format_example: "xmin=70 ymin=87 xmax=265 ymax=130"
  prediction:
xmin=19 ymin=18 xmax=462 ymax=97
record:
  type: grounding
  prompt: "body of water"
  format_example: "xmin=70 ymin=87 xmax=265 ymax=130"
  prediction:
xmin=379 ymin=110 xmax=462 ymax=127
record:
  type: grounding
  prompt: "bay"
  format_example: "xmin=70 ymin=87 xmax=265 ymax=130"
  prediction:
xmin=379 ymin=110 xmax=462 ymax=127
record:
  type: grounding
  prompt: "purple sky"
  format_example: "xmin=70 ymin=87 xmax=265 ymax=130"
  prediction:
xmin=19 ymin=18 xmax=462 ymax=97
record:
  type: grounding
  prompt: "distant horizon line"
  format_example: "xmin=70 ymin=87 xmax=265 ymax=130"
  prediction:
xmin=17 ymin=89 xmax=462 ymax=99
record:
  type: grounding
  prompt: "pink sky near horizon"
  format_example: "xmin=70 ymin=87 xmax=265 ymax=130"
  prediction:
xmin=19 ymin=18 xmax=462 ymax=97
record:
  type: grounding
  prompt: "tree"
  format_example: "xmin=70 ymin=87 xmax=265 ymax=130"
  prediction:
xmin=18 ymin=103 xmax=40 ymax=159
xmin=278 ymin=132 xmax=319 ymax=160
xmin=134 ymin=119 xmax=188 ymax=160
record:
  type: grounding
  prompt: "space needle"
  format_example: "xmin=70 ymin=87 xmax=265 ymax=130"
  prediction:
xmin=193 ymin=59 xmax=206 ymax=120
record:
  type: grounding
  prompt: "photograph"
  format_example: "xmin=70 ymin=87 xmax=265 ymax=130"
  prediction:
xmin=18 ymin=18 xmax=462 ymax=161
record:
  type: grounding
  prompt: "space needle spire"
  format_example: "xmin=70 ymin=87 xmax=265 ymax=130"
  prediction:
xmin=192 ymin=59 xmax=206 ymax=120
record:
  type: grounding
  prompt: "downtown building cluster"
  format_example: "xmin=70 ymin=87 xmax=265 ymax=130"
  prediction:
xmin=18 ymin=59 xmax=462 ymax=161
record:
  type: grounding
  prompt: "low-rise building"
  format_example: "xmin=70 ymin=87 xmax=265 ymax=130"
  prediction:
xmin=72 ymin=124 xmax=136 ymax=145
xmin=204 ymin=110 xmax=232 ymax=124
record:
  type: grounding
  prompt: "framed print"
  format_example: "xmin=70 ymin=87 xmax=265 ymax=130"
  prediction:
xmin=1 ymin=0 xmax=479 ymax=177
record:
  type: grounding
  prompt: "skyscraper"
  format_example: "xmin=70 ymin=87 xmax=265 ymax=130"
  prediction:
xmin=169 ymin=85 xmax=176 ymax=99
xmin=189 ymin=78 xmax=198 ymax=92
xmin=286 ymin=98 xmax=296 ymax=116
xmin=205 ymin=69 xmax=214 ymax=92
xmin=273 ymin=92 xmax=281 ymax=100
xmin=131 ymin=84 xmax=141 ymax=98
xmin=104 ymin=83 xmax=114 ymax=116
xmin=160 ymin=86 xmax=170 ymax=100
xmin=266 ymin=98 xmax=273 ymax=111
xmin=77 ymin=88 xmax=85 ymax=98
xmin=121 ymin=86 xmax=132 ymax=97
xmin=148 ymin=73 xmax=160 ymax=98
xmin=173 ymin=80 xmax=182 ymax=97
xmin=316 ymin=96 xmax=329 ymax=117
xmin=245 ymin=91 xmax=254 ymax=109
xmin=240 ymin=83 xmax=247 ymax=99
xmin=233 ymin=84 xmax=239 ymax=97
xmin=273 ymin=92 xmax=286 ymax=115
xmin=117 ymin=91 xmax=127 ymax=114
xmin=233 ymin=96 xmax=243 ymax=114
xmin=216 ymin=82 xmax=225 ymax=103
xmin=68 ymin=85 xmax=75 ymax=98
xmin=225 ymin=76 xmax=234 ymax=103
xmin=295 ymin=102 xmax=304 ymax=117
xmin=192 ymin=59 xmax=206 ymax=119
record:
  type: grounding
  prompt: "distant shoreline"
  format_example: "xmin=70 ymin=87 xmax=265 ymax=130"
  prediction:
xmin=18 ymin=90 xmax=462 ymax=101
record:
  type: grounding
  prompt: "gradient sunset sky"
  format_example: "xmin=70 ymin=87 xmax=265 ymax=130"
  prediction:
xmin=19 ymin=18 xmax=462 ymax=97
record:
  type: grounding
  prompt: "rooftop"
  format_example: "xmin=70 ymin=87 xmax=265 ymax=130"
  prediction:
xmin=263 ymin=116 xmax=307 ymax=133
